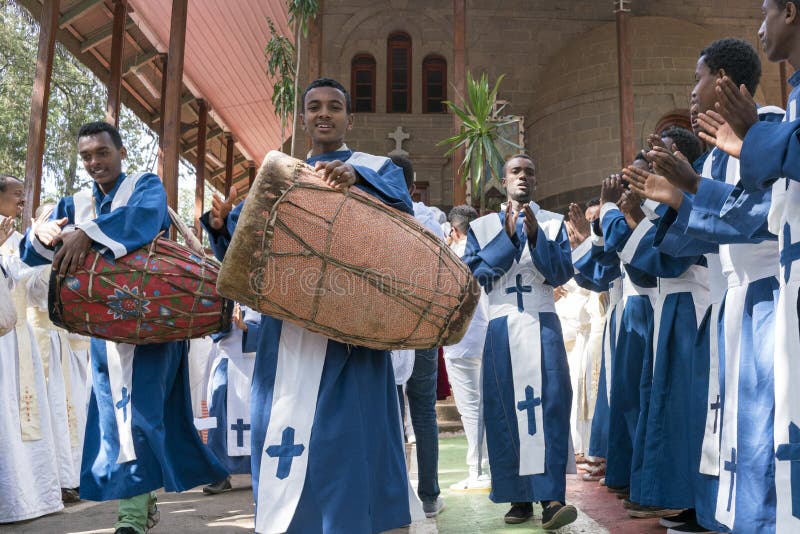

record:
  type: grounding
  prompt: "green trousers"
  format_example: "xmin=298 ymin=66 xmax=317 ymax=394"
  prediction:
xmin=116 ymin=491 xmax=157 ymax=533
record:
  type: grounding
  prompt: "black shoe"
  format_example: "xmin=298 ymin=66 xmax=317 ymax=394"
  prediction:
xmin=504 ymin=502 xmax=533 ymax=524
xmin=666 ymin=519 xmax=715 ymax=533
xmin=61 ymin=487 xmax=80 ymax=503
xmin=660 ymin=508 xmax=697 ymax=528
xmin=114 ymin=528 xmax=138 ymax=534
xmin=541 ymin=502 xmax=578 ymax=530
xmin=203 ymin=476 xmax=232 ymax=495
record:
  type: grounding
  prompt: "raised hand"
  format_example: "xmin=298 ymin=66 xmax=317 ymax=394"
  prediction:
xmin=622 ymin=165 xmax=683 ymax=211
xmin=715 ymin=76 xmax=758 ymax=140
xmin=504 ymin=205 xmax=520 ymax=239
xmin=618 ymin=189 xmax=644 ymax=229
xmin=697 ymin=109 xmax=743 ymax=159
xmin=647 ymin=133 xmax=667 ymax=151
xmin=600 ymin=174 xmax=625 ymax=205
xmin=522 ymin=203 xmax=539 ymax=246
xmin=568 ymin=202 xmax=590 ymax=241
xmin=34 ymin=216 xmax=68 ymax=246
xmin=0 ymin=217 xmax=14 ymax=248
xmin=315 ymin=160 xmax=359 ymax=190
xmin=209 ymin=185 xmax=238 ymax=231
xmin=646 ymin=146 xmax=701 ymax=193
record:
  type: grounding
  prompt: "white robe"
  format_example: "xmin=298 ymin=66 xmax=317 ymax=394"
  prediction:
xmin=0 ymin=233 xmax=63 ymax=522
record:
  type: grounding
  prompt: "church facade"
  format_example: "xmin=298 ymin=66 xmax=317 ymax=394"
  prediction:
xmin=304 ymin=0 xmax=786 ymax=212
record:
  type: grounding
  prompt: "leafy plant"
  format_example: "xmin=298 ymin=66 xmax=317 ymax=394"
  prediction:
xmin=438 ymin=71 xmax=518 ymax=200
xmin=264 ymin=17 xmax=295 ymax=151
xmin=264 ymin=1 xmax=320 ymax=156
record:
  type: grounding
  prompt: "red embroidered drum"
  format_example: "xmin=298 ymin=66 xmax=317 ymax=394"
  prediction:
xmin=216 ymin=150 xmax=481 ymax=350
xmin=49 ymin=211 xmax=232 ymax=345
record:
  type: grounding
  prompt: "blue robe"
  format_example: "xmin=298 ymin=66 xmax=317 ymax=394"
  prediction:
xmin=204 ymin=319 xmax=259 ymax=475
xmin=573 ymin=239 xmax=622 ymax=459
xmin=20 ymin=173 xmax=227 ymax=500
xmin=619 ymin=215 xmax=709 ymax=509
xmin=599 ymin=206 xmax=657 ymax=491
xmin=463 ymin=205 xmax=573 ymax=504
xmin=655 ymin=110 xmax=782 ymax=531
xmin=203 ymin=149 xmax=413 ymax=533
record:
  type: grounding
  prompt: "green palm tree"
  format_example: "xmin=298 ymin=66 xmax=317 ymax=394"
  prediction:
xmin=438 ymin=71 xmax=519 ymax=205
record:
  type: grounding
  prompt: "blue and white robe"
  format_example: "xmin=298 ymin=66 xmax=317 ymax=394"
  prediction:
xmin=572 ymin=235 xmax=623 ymax=460
xmin=737 ymin=74 xmax=800 ymax=533
xmin=203 ymin=149 xmax=413 ymax=534
xmin=20 ymin=172 xmax=227 ymax=500
xmin=617 ymin=212 xmax=709 ymax=509
xmin=202 ymin=306 xmax=260 ymax=475
xmin=462 ymin=202 xmax=573 ymax=504
xmin=654 ymin=151 xmax=729 ymax=532
xmin=655 ymin=105 xmax=783 ymax=531
xmin=598 ymin=204 xmax=657 ymax=491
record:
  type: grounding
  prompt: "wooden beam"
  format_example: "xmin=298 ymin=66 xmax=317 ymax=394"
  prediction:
xmin=124 ymin=51 xmax=157 ymax=74
xmin=451 ymin=0 xmax=467 ymax=206
xmin=224 ymin=134 xmax=235 ymax=196
xmin=194 ymin=99 xmax=208 ymax=239
xmin=615 ymin=0 xmax=635 ymax=168
xmin=161 ymin=0 xmax=188 ymax=217
xmin=158 ymin=54 xmax=168 ymax=177
xmin=211 ymin=154 xmax=246 ymax=179
xmin=23 ymin=0 xmax=59 ymax=229
xmin=248 ymin=161 xmax=257 ymax=188
xmin=80 ymin=17 xmax=134 ymax=54
xmin=59 ymin=0 xmax=102 ymax=29
xmin=105 ymin=0 xmax=128 ymax=126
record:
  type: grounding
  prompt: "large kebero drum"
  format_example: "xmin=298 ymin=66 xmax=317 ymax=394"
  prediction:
xmin=216 ymin=150 xmax=480 ymax=350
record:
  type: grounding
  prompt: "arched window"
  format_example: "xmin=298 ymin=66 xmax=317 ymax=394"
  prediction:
xmin=653 ymin=109 xmax=692 ymax=135
xmin=387 ymin=31 xmax=412 ymax=113
xmin=351 ymin=54 xmax=376 ymax=113
xmin=422 ymin=55 xmax=447 ymax=113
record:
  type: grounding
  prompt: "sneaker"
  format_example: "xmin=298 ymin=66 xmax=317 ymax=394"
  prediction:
xmin=598 ymin=477 xmax=606 ymax=486
xmin=422 ymin=496 xmax=445 ymax=518
xmin=666 ymin=519 xmax=716 ymax=533
xmin=61 ymin=487 xmax=80 ymax=503
xmin=660 ymin=509 xmax=697 ymax=528
xmin=541 ymin=502 xmax=578 ymax=530
xmin=622 ymin=498 xmax=634 ymax=510
xmin=146 ymin=496 xmax=160 ymax=531
xmin=449 ymin=475 xmax=491 ymax=493
xmin=115 ymin=529 xmax=138 ymax=534
xmin=203 ymin=476 xmax=233 ymax=495
xmin=504 ymin=502 xmax=533 ymax=524
xmin=626 ymin=502 xmax=683 ymax=519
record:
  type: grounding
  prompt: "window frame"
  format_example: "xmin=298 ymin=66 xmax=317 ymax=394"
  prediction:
xmin=350 ymin=53 xmax=376 ymax=113
xmin=422 ymin=54 xmax=447 ymax=114
xmin=387 ymin=31 xmax=412 ymax=113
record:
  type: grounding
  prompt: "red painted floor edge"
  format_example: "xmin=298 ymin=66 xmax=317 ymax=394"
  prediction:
xmin=567 ymin=473 xmax=667 ymax=534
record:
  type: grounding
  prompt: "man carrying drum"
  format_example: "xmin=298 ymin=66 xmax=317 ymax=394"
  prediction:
xmin=202 ymin=78 xmax=416 ymax=533
xmin=462 ymin=154 xmax=578 ymax=530
xmin=20 ymin=121 xmax=228 ymax=534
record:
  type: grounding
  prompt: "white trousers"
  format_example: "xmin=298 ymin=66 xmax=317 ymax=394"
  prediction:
xmin=445 ymin=356 xmax=488 ymax=479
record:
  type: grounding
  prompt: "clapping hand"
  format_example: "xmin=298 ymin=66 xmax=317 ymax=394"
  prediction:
xmin=622 ymin=165 xmax=683 ymax=211
xmin=209 ymin=186 xmax=238 ymax=231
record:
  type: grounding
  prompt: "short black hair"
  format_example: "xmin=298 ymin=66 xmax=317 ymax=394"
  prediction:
xmin=503 ymin=153 xmax=535 ymax=173
xmin=389 ymin=154 xmax=414 ymax=190
xmin=78 ymin=121 xmax=123 ymax=149
xmin=449 ymin=204 xmax=478 ymax=234
xmin=302 ymin=77 xmax=351 ymax=114
xmin=699 ymin=38 xmax=761 ymax=95
xmin=0 ymin=174 xmax=22 ymax=193
xmin=661 ymin=126 xmax=703 ymax=164
xmin=586 ymin=197 xmax=600 ymax=208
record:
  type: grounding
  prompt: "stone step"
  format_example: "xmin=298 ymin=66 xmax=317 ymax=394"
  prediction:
xmin=438 ymin=420 xmax=464 ymax=434
xmin=435 ymin=399 xmax=461 ymax=422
